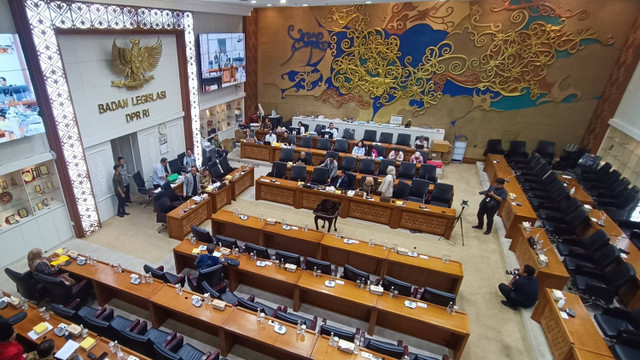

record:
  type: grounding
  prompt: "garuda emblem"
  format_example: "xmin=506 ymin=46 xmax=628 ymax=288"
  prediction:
xmin=111 ymin=38 xmax=162 ymax=90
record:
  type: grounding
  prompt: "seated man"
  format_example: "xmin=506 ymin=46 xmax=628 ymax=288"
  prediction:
xmin=264 ymin=130 xmax=277 ymax=143
xmin=194 ymin=243 xmax=220 ymax=271
xmin=331 ymin=170 xmax=351 ymax=191
xmin=319 ymin=154 xmax=338 ymax=179
xmin=211 ymin=134 xmax=228 ymax=158
xmin=281 ymin=131 xmax=296 ymax=148
xmin=498 ymin=264 xmax=538 ymax=310
xmin=295 ymin=151 xmax=312 ymax=165
xmin=200 ymin=168 xmax=213 ymax=190
xmin=359 ymin=176 xmax=378 ymax=195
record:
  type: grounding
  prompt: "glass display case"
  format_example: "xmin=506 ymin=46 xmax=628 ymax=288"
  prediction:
xmin=200 ymin=98 xmax=243 ymax=138
xmin=0 ymin=159 xmax=64 ymax=231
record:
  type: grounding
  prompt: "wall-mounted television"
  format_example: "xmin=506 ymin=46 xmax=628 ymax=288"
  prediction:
xmin=0 ymin=34 xmax=44 ymax=144
xmin=199 ymin=33 xmax=246 ymax=92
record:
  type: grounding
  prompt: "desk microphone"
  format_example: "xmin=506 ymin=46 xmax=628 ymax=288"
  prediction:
xmin=502 ymin=174 xmax=518 ymax=183
xmin=540 ymin=243 xmax=557 ymax=253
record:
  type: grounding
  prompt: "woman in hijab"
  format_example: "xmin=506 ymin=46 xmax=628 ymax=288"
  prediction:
xmin=378 ymin=166 xmax=396 ymax=198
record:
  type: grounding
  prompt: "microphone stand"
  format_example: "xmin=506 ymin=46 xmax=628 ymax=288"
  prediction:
xmin=439 ymin=201 xmax=469 ymax=246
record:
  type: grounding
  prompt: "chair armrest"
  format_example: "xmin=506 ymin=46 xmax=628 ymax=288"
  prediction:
xmin=171 ymin=274 xmax=186 ymax=287
xmin=602 ymin=306 xmax=632 ymax=318
xmin=71 ymin=279 xmax=89 ymax=294
xmin=127 ymin=319 xmax=140 ymax=332
xmin=66 ymin=298 xmax=81 ymax=310
xmin=585 ymin=282 xmax=616 ymax=304
xmin=567 ymin=247 xmax=593 ymax=261
xmin=165 ymin=335 xmax=183 ymax=352
xmin=162 ymin=331 xmax=177 ymax=347
xmin=574 ymin=267 xmax=606 ymax=281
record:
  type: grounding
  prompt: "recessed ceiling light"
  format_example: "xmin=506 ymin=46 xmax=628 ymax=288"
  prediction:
xmin=365 ymin=1 xmax=372 ymax=3
xmin=250 ymin=0 xmax=256 ymax=3
xmin=302 ymin=3 xmax=308 ymax=6
xmin=267 ymin=3 xmax=272 ymax=6
xmin=280 ymin=0 xmax=286 ymax=3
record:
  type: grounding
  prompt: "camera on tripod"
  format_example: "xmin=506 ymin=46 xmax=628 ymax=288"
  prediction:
xmin=505 ymin=268 xmax=519 ymax=276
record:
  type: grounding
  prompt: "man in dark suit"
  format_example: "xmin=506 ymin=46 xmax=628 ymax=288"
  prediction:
xmin=295 ymin=151 xmax=312 ymax=165
xmin=331 ymin=170 xmax=351 ymax=191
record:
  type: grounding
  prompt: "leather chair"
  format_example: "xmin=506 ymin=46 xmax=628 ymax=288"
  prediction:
xmin=237 ymin=296 xmax=277 ymax=316
xmin=4 ymin=268 xmax=47 ymax=301
xmin=274 ymin=309 xmax=318 ymax=331
xmin=504 ymin=140 xmax=528 ymax=162
xmin=575 ymin=262 xmax=636 ymax=305
xmin=311 ymin=167 xmax=330 ymax=185
xmin=556 ymin=230 xmax=610 ymax=257
xmin=358 ymin=158 xmax=375 ymax=175
xmin=50 ymin=299 xmax=83 ymax=324
xmin=186 ymin=264 xmax=225 ymax=294
xmin=300 ymin=136 xmax=313 ymax=148
xmin=203 ymin=281 xmax=239 ymax=305
xmin=153 ymin=191 xmax=177 ymax=231
xmin=153 ymin=340 xmax=206 ymax=360
xmin=537 ymin=198 xmax=582 ymax=223
xmin=377 ymin=159 xmax=396 ymax=177
xmin=343 ymin=172 xmax=356 ymax=191
xmin=268 ymin=161 xmax=288 ymax=179
xmin=396 ymin=133 xmax=411 ymax=147
xmin=132 ymin=171 xmax=154 ymax=208
xmin=534 ymin=140 xmax=555 ymax=163
xmin=317 ymin=138 xmax=331 ymax=150
xmin=562 ymin=244 xmax=621 ymax=273
xmin=168 ymin=159 xmax=181 ymax=174
xmin=313 ymin=199 xmax=342 ymax=232
xmin=579 ymin=162 xmax=612 ymax=182
xmin=290 ymin=165 xmax=307 ymax=182
xmin=214 ymin=235 xmax=239 ymax=250
xmin=407 ymin=179 xmax=430 ymax=203
xmin=218 ymin=156 xmax=235 ymax=175
xmin=324 ymin=151 xmax=339 ymax=162
xmin=379 ymin=132 xmax=393 ymax=144
xmin=319 ymin=321 xmax=358 ymax=342
xmin=397 ymin=161 xmax=416 ymax=180
xmin=119 ymin=324 xmax=171 ymax=358
xmin=176 ymin=152 xmax=186 ymax=169
xmin=279 ymin=148 xmax=294 ymax=162
xmin=483 ymin=139 xmax=505 ymax=156
xmin=541 ymin=207 xmax=589 ymax=237
xmin=82 ymin=306 xmax=133 ymax=341
xmin=35 ymin=273 xmax=91 ymax=305
xmin=363 ymin=338 xmax=406 ymax=359
xmin=340 ymin=156 xmax=357 ymax=172
xmin=160 ymin=181 xmax=183 ymax=204
xmin=335 ymin=139 xmax=349 ymax=153
xmin=594 ymin=306 xmax=640 ymax=340
xmin=611 ymin=332 xmax=640 ymax=360
xmin=392 ymin=181 xmax=411 ymax=200
xmin=429 ymin=183 xmax=453 ymax=208
xmin=363 ymin=129 xmax=377 ymax=142
xmin=418 ymin=164 xmax=437 ymax=183
xmin=373 ymin=144 xmax=387 ymax=158
xmin=142 ymin=264 xmax=185 ymax=287
xmin=342 ymin=128 xmax=356 ymax=140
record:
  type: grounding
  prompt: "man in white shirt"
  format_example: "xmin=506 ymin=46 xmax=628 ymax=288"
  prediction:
xmin=327 ymin=122 xmax=339 ymax=139
xmin=264 ymin=130 xmax=277 ymax=143
xmin=152 ymin=157 xmax=169 ymax=188
xmin=183 ymin=149 xmax=196 ymax=171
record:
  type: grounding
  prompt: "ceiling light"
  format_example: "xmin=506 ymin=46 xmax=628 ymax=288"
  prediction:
xmin=250 ymin=0 xmax=256 ymax=3
xmin=280 ymin=0 xmax=286 ymax=3
xmin=302 ymin=3 xmax=308 ymax=6
xmin=267 ymin=3 xmax=272 ymax=6
xmin=365 ymin=1 xmax=372 ymax=3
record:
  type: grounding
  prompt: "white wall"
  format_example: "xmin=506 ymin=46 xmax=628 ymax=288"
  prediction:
xmin=610 ymin=59 xmax=640 ymax=141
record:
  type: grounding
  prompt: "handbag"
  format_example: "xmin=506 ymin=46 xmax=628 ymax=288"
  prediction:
xmin=220 ymin=257 xmax=239 ymax=267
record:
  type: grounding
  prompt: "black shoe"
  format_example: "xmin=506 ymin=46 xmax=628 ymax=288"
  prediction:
xmin=483 ymin=230 xmax=491 ymax=235
xmin=126 ymin=201 xmax=133 ymax=204
xmin=123 ymin=211 xmax=130 ymax=216
xmin=472 ymin=225 xmax=483 ymax=230
xmin=501 ymin=300 xmax=518 ymax=310
xmin=117 ymin=213 xmax=125 ymax=218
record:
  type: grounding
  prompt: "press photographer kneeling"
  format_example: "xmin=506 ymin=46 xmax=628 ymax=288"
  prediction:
xmin=498 ymin=264 xmax=538 ymax=310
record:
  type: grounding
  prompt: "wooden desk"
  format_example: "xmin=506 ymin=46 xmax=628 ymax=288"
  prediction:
xmin=255 ymin=176 xmax=456 ymax=239
xmin=203 ymin=183 xmax=232 ymax=213
xmin=319 ymin=234 xmax=389 ymax=276
xmin=225 ymin=165 xmax=255 ymax=200
xmin=509 ymin=225 xmax=569 ymax=293
xmin=262 ymin=222 xmax=324 ymax=258
xmin=531 ymin=289 xmax=613 ymax=360
xmin=385 ymin=249 xmax=463 ymax=294
xmin=166 ymin=197 xmax=213 ymax=240
xmin=375 ymin=294 xmax=469 ymax=360
xmin=240 ymin=141 xmax=273 ymax=162
xmin=220 ymin=306 xmax=317 ymax=359
xmin=571 ymin=348 xmax=615 ymax=359
xmin=148 ymin=283 xmax=232 ymax=333
xmin=559 ymin=174 xmax=595 ymax=207
xmin=311 ymin=336 xmax=389 ymax=359
xmin=483 ymin=154 xmax=537 ymax=238
xmin=212 ymin=209 xmax=265 ymax=245
xmin=226 ymin=251 xmax=303 ymax=298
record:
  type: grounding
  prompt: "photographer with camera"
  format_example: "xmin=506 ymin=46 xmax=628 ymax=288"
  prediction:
xmin=498 ymin=264 xmax=538 ymax=310
xmin=472 ymin=178 xmax=507 ymax=235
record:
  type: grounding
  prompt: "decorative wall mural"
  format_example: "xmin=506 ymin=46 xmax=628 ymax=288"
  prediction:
xmin=269 ymin=0 xmax=615 ymax=120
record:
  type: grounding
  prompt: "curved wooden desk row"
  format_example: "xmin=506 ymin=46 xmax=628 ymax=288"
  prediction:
xmin=0 ymin=291 xmax=151 ymax=360
xmin=241 ymin=142 xmax=432 ymax=177
xmin=254 ymin=176 xmax=457 ymax=239
xmin=172 ymin=241 xmax=469 ymax=360
xmin=60 ymin=255 xmax=469 ymax=359
xmin=207 ymin=210 xmax=463 ymax=294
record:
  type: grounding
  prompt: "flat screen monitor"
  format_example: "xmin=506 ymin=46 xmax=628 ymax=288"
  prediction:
xmin=342 ymin=264 xmax=370 ymax=283
xmin=420 ymin=287 xmax=456 ymax=307
xmin=275 ymin=250 xmax=301 ymax=267
xmin=0 ymin=34 xmax=45 ymax=144
xmin=199 ymin=33 xmax=246 ymax=92
xmin=190 ymin=226 xmax=213 ymax=243
xmin=381 ymin=276 xmax=413 ymax=297
xmin=304 ymin=257 xmax=332 ymax=275
xmin=244 ymin=243 xmax=270 ymax=260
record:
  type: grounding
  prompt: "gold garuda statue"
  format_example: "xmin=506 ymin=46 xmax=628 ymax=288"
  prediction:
xmin=111 ymin=38 xmax=162 ymax=90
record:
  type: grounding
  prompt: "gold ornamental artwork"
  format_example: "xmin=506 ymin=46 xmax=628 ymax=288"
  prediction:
xmin=111 ymin=38 xmax=162 ymax=90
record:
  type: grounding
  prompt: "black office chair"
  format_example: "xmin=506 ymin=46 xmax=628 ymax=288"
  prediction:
xmin=300 ymin=136 xmax=313 ymax=148
xmin=311 ymin=167 xmax=330 ymax=185
xmin=186 ymin=264 xmax=225 ymax=294
xmin=335 ymin=139 xmax=349 ymax=153
xmin=379 ymin=132 xmax=393 ymax=144
xmin=429 ymin=183 xmax=453 ymax=208
xmin=407 ymin=179 xmax=430 ymax=203
xmin=290 ymin=165 xmax=307 ymax=182
xmin=168 ymin=159 xmax=181 ymax=174
xmin=342 ymin=128 xmax=355 ymax=140
xmin=50 ymin=299 xmax=84 ymax=324
xmin=556 ymin=229 xmax=609 ymax=257
xmin=153 ymin=190 xmax=177 ymax=232
xmin=611 ymin=332 xmax=640 ymax=360
xmin=396 ymin=133 xmax=411 ymax=147
xmin=274 ymin=309 xmax=318 ymax=331
xmin=505 ymin=140 xmax=528 ymax=162
xmin=142 ymin=264 xmax=185 ymax=287
xmin=161 ymin=181 xmax=183 ymax=204
xmin=392 ymin=181 xmax=411 ymax=200
xmin=344 ymin=172 xmax=356 ymax=191
xmin=358 ymin=158 xmax=375 ymax=175
xmin=340 ymin=156 xmax=357 ymax=172
xmin=268 ymin=161 xmax=288 ymax=179
xmin=562 ymin=243 xmax=621 ymax=273
xmin=4 ymin=268 xmax=47 ymax=302
xmin=575 ymin=262 xmax=636 ymax=306
xmin=418 ymin=164 xmax=437 ymax=183
xmin=397 ymin=161 xmax=416 ymax=180
xmin=280 ymin=148 xmax=294 ymax=162
xmin=208 ymin=161 xmax=226 ymax=181
xmin=119 ymin=324 xmax=172 ymax=358
xmin=317 ymin=138 xmax=331 ymax=150
xmin=594 ymin=306 xmax=640 ymax=340
xmin=132 ymin=171 xmax=154 ymax=208
xmin=325 ymin=151 xmax=339 ymax=162
xmin=363 ymin=129 xmax=377 ymax=142
xmin=541 ymin=207 xmax=589 ymax=237
xmin=319 ymin=322 xmax=358 ymax=342
xmin=202 ymin=281 xmax=239 ymax=306
xmin=218 ymin=156 xmax=235 ymax=175
xmin=363 ymin=338 xmax=406 ymax=359
xmin=483 ymin=139 xmax=505 ymax=156
xmin=373 ymin=144 xmax=387 ymax=158
xmin=534 ymin=140 xmax=555 ymax=163
xmin=378 ymin=159 xmax=396 ymax=177
xmin=35 ymin=273 xmax=91 ymax=305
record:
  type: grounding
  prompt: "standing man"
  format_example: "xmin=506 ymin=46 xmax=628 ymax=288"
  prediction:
xmin=117 ymin=156 xmax=132 ymax=204
xmin=473 ymin=178 xmax=508 ymax=235
xmin=498 ymin=264 xmax=538 ymax=310
xmin=183 ymin=149 xmax=196 ymax=171
xmin=113 ymin=165 xmax=129 ymax=217
xmin=183 ymin=166 xmax=201 ymax=199
xmin=152 ymin=157 xmax=169 ymax=189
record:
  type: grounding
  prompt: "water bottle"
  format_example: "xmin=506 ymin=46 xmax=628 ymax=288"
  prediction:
xmin=191 ymin=234 xmax=196 ymax=245
xmin=329 ymin=332 xmax=335 ymax=346
xmin=303 ymin=224 xmax=308 ymax=232
xmin=296 ymin=321 xmax=302 ymax=334
xmin=383 ymin=241 xmax=388 ymax=250
xmin=557 ymin=298 xmax=565 ymax=309
xmin=356 ymin=279 xmax=361 ymax=288
xmin=366 ymin=280 xmax=370 ymax=291
xmin=175 ymin=283 xmax=182 ymax=295
xmin=446 ymin=302 xmax=453 ymax=314
xmin=389 ymin=286 xmax=395 ymax=298
xmin=251 ymin=252 xmax=257 ymax=261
